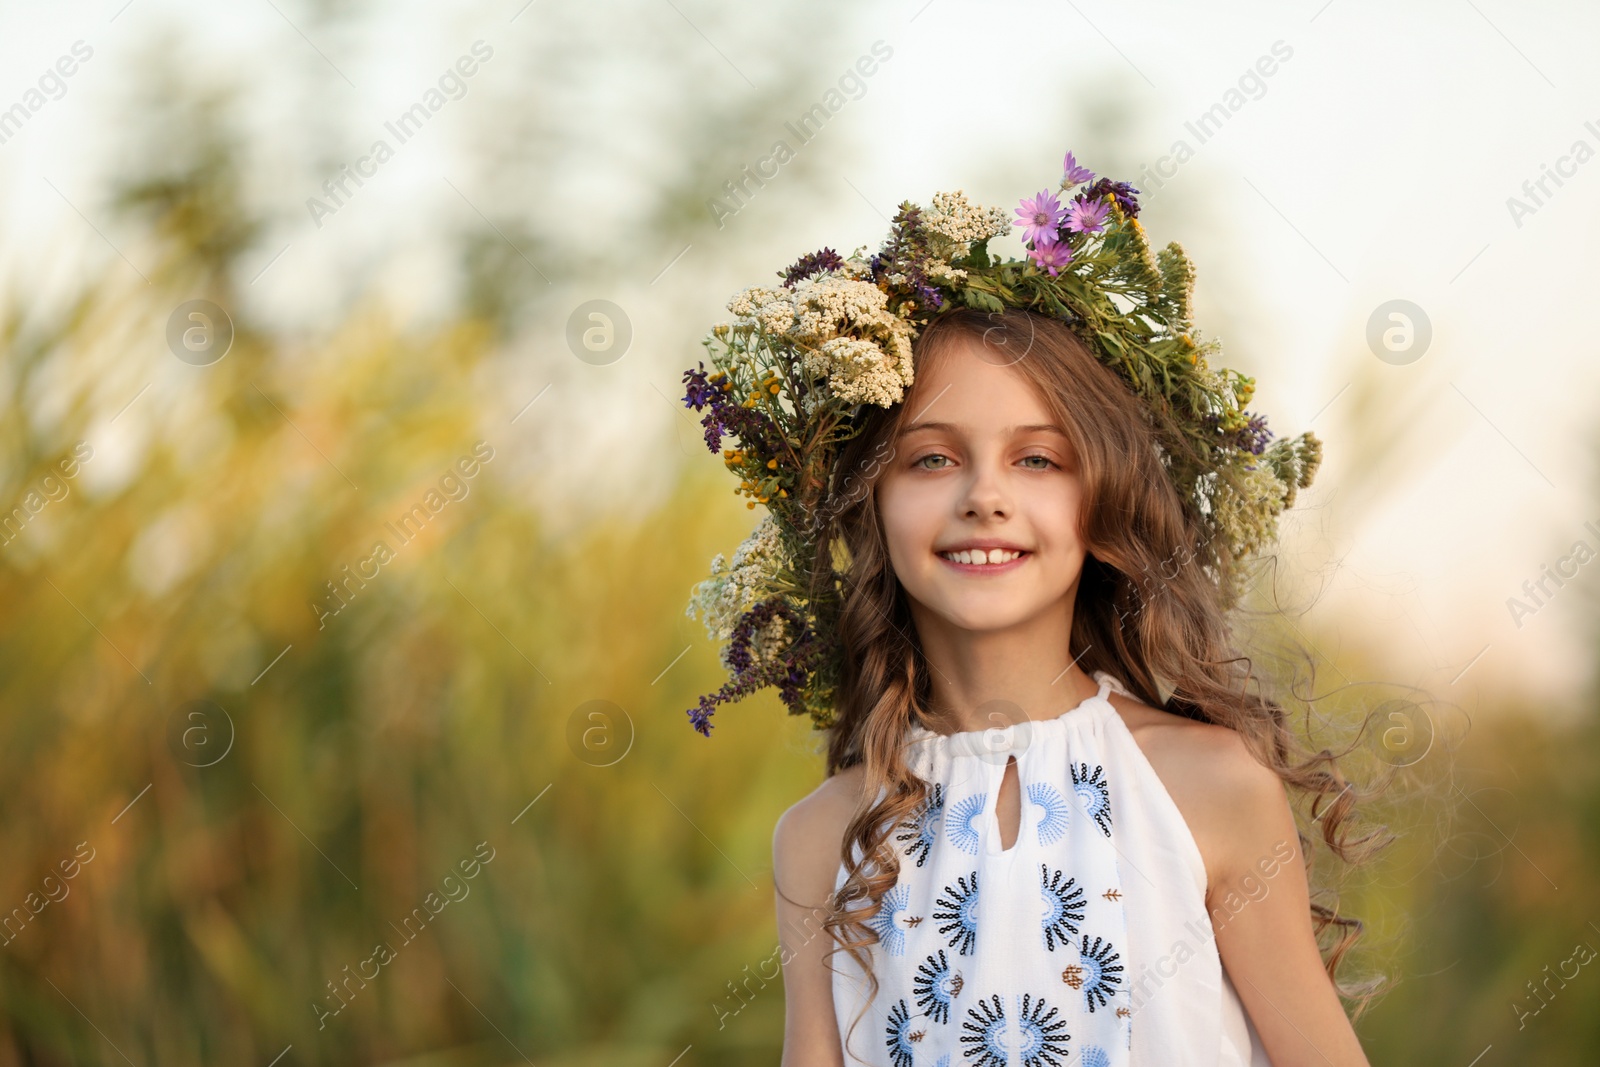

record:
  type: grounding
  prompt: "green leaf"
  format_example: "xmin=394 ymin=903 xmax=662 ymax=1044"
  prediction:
xmin=960 ymin=238 xmax=991 ymax=270
xmin=960 ymin=288 xmax=1004 ymax=313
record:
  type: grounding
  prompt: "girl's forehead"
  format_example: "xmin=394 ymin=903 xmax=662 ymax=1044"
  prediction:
xmin=901 ymin=344 xmax=1061 ymax=432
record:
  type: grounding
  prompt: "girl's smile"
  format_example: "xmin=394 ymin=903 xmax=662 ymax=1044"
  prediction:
xmin=934 ymin=542 xmax=1031 ymax=571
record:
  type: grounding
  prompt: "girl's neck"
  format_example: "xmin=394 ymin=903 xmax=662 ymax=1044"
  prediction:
xmin=914 ymin=618 xmax=1101 ymax=737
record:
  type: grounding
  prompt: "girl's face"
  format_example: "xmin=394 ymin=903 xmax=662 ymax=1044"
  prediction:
xmin=875 ymin=336 xmax=1087 ymax=636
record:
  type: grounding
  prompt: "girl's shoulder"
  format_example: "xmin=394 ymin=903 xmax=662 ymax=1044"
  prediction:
xmin=1103 ymin=690 xmax=1288 ymax=900
xmin=1103 ymin=688 xmax=1273 ymax=782
xmin=772 ymin=764 xmax=869 ymax=902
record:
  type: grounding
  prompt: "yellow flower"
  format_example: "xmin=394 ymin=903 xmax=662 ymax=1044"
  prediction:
xmin=766 ymin=458 xmax=778 ymax=469
xmin=769 ymin=383 xmax=780 ymax=394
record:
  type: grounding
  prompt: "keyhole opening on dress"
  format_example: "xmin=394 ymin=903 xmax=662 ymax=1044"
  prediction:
xmin=994 ymin=754 xmax=1021 ymax=852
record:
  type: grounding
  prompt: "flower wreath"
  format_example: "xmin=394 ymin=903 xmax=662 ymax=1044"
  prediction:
xmin=678 ymin=150 xmax=1322 ymax=736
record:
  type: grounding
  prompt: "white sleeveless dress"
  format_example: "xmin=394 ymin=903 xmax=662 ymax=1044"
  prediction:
xmin=830 ymin=671 xmax=1272 ymax=1067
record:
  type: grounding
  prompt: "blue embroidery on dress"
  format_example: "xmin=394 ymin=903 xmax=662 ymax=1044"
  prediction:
xmin=895 ymin=782 xmax=945 ymax=867
xmin=1014 ymin=992 xmax=1072 ymax=1067
xmin=959 ymin=993 xmax=1008 ymax=1067
xmin=1039 ymin=865 xmax=1086 ymax=951
xmin=913 ymin=948 xmax=961 ymax=1023
xmin=866 ymin=882 xmax=912 ymax=956
xmin=1080 ymin=1045 xmax=1111 ymax=1067
xmin=1028 ymin=780 xmax=1070 ymax=845
xmin=1070 ymin=761 xmax=1113 ymax=837
xmin=933 ymin=871 xmax=980 ymax=956
xmin=884 ymin=998 xmax=919 ymax=1067
xmin=1075 ymin=934 xmax=1125 ymax=1012
xmin=946 ymin=791 xmax=987 ymax=855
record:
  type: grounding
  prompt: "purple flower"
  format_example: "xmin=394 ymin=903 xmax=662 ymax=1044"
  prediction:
xmin=685 ymin=597 xmax=825 ymax=736
xmin=1200 ymin=410 xmax=1275 ymax=456
xmin=1064 ymin=196 xmax=1110 ymax=235
xmin=681 ymin=362 xmax=781 ymax=454
xmin=1028 ymin=239 xmax=1073 ymax=276
xmin=869 ymin=202 xmax=946 ymax=311
xmin=1062 ymin=150 xmax=1095 ymax=187
xmin=1235 ymin=412 xmax=1273 ymax=455
xmin=682 ymin=361 xmax=720 ymax=411
xmin=780 ymin=247 xmax=845 ymax=288
xmin=1014 ymin=189 xmax=1065 ymax=247
xmin=1083 ymin=177 xmax=1141 ymax=219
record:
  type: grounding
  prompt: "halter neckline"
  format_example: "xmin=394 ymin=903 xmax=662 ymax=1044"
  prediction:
xmin=904 ymin=671 xmax=1124 ymax=753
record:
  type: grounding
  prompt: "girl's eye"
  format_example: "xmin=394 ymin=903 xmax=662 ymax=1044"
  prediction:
xmin=914 ymin=454 xmax=1059 ymax=471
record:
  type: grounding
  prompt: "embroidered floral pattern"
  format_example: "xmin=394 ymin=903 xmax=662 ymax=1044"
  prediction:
xmin=913 ymin=949 xmax=961 ymax=1024
xmin=933 ymin=871 xmax=980 ymax=956
xmin=867 ymin=882 xmax=912 ymax=957
xmin=1081 ymin=1045 xmax=1112 ymax=1067
xmin=1015 ymin=992 xmax=1072 ymax=1067
xmin=1071 ymin=762 xmax=1113 ymax=837
xmin=946 ymin=791 xmax=988 ymax=855
xmin=1077 ymin=935 xmax=1125 ymax=1013
xmin=1028 ymin=780 xmax=1070 ymax=845
xmin=896 ymin=782 xmax=945 ymax=868
xmin=1040 ymin=865 xmax=1087 ymax=951
xmin=959 ymin=994 xmax=1009 ymax=1067
xmin=884 ymin=998 xmax=920 ymax=1067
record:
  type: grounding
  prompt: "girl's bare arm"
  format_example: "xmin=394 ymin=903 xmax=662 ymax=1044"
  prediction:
xmin=1202 ymin=731 xmax=1373 ymax=1067
xmin=773 ymin=766 xmax=863 ymax=1067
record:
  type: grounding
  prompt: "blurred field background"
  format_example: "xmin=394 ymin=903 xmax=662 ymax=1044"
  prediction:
xmin=1 ymin=1 xmax=1598 ymax=1064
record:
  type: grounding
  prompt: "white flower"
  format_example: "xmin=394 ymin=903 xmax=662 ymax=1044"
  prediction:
xmin=726 ymin=285 xmax=788 ymax=318
xmin=725 ymin=285 xmax=796 ymax=337
xmin=710 ymin=269 xmax=917 ymax=409
xmin=925 ymin=260 xmax=968 ymax=284
xmin=787 ymin=275 xmax=881 ymax=333
xmin=802 ymin=336 xmax=911 ymax=407
xmin=922 ymin=189 xmax=1011 ymax=259
xmin=686 ymin=515 xmax=787 ymax=641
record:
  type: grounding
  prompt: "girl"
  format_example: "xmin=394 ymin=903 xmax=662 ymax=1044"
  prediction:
xmin=770 ymin=309 xmax=1382 ymax=1066
xmin=679 ymin=157 xmax=1388 ymax=1066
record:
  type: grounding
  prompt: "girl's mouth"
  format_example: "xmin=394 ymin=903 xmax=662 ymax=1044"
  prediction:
xmin=936 ymin=548 xmax=1030 ymax=573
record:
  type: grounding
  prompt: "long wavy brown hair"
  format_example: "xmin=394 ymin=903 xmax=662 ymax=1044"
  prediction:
xmin=803 ymin=306 xmax=1397 ymax=1059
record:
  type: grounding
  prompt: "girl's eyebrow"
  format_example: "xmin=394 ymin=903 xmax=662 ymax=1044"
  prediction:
xmin=900 ymin=420 xmax=1067 ymax=436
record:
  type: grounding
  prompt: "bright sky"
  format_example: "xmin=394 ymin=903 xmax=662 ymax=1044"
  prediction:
xmin=2 ymin=0 xmax=1597 ymax=714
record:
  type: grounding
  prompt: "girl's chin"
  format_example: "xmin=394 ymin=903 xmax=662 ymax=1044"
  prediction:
xmin=920 ymin=600 xmax=1050 ymax=634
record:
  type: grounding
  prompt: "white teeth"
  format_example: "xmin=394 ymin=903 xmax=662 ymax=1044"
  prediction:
xmin=940 ymin=548 xmax=1023 ymax=565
